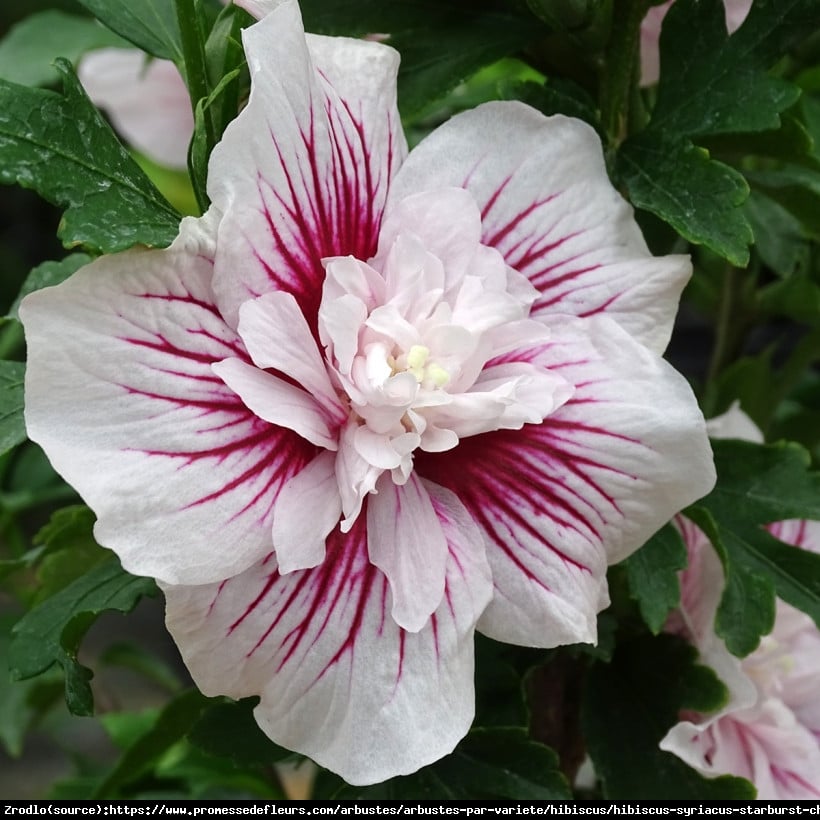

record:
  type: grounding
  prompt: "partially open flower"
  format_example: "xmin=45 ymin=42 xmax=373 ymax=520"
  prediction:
xmin=22 ymin=0 xmax=714 ymax=784
xmin=662 ymin=404 xmax=820 ymax=799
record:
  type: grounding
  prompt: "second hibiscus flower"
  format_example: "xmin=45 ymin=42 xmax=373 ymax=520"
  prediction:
xmin=21 ymin=0 xmax=715 ymax=785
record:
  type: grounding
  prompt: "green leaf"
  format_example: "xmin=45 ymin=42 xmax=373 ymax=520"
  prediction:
xmin=298 ymin=0 xmax=542 ymax=119
xmin=745 ymin=164 xmax=820 ymax=240
xmin=652 ymin=0 xmax=808 ymax=138
xmin=745 ymin=189 xmax=812 ymax=277
xmin=73 ymin=0 xmax=183 ymax=62
xmin=617 ymin=134 xmax=752 ymax=265
xmin=506 ymin=77 xmax=601 ymax=133
xmin=9 ymin=558 xmax=158 ymax=716
xmin=0 ymin=60 xmax=179 ymax=253
xmin=31 ymin=505 xmax=111 ymax=602
xmin=332 ymin=729 xmax=570 ymax=799
xmin=187 ymin=697 xmax=291 ymax=766
xmin=623 ymin=523 xmax=687 ymax=634
xmin=95 ymin=690 xmax=209 ymax=797
xmin=688 ymin=439 xmax=820 ymax=656
xmin=8 ymin=254 xmax=93 ymax=320
xmin=0 ymin=360 xmax=25 ymax=458
xmin=0 ymin=10 xmax=127 ymax=87
xmin=582 ymin=634 xmax=755 ymax=799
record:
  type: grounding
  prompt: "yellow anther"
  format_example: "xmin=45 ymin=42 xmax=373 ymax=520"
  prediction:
xmin=406 ymin=345 xmax=430 ymax=381
xmin=427 ymin=363 xmax=450 ymax=388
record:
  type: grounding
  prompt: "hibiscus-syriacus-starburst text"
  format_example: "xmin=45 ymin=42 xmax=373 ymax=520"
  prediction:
xmin=21 ymin=0 xmax=715 ymax=784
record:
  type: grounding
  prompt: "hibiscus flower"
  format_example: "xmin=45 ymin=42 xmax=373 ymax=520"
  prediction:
xmin=21 ymin=0 xmax=714 ymax=784
xmin=662 ymin=404 xmax=820 ymax=799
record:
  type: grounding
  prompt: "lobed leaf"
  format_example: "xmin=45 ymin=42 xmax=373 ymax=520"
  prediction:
xmin=9 ymin=558 xmax=158 ymax=716
xmin=0 ymin=60 xmax=180 ymax=253
xmin=688 ymin=439 xmax=820 ymax=655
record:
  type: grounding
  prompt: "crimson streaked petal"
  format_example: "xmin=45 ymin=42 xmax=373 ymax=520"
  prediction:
xmin=387 ymin=102 xmax=690 ymax=354
xmin=366 ymin=475 xmax=448 ymax=632
xmin=162 ymin=490 xmax=492 ymax=785
xmin=20 ymin=216 xmax=315 ymax=585
xmin=208 ymin=0 xmax=406 ymax=331
xmin=272 ymin=452 xmax=341 ymax=573
xmin=416 ymin=314 xmax=715 ymax=647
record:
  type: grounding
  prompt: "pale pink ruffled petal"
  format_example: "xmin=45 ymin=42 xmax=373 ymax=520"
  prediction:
xmin=161 ymin=485 xmax=492 ymax=786
xmin=20 ymin=215 xmax=315 ymax=586
xmin=236 ymin=292 xmax=346 ymax=423
xmin=78 ymin=49 xmax=193 ymax=170
xmin=212 ymin=358 xmax=338 ymax=450
xmin=386 ymin=104 xmax=691 ymax=354
xmin=272 ymin=452 xmax=341 ymax=573
xmin=366 ymin=475 xmax=449 ymax=632
xmin=208 ymin=0 xmax=406 ymax=330
xmin=416 ymin=314 xmax=715 ymax=647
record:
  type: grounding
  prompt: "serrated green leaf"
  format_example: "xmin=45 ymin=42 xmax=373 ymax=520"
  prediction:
xmin=8 ymin=254 xmax=93 ymax=320
xmin=73 ymin=0 xmax=183 ymax=62
xmin=95 ymin=689 xmax=208 ymax=797
xmin=0 ymin=11 xmax=128 ymax=87
xmin=623 ymin=523 xmax=687 ymax=634
xmin=617 ymin=133 xmax=752 ymax=265
xmin=332 ymin=729 xmax=570 ymax=799
xmin=0 ymin=60 xmax=179 ymax=253
xmin=187 ymin=697 xmax=291 ymax=766
xmin=653 ymin=0 xmax=809 ymax=137
xmin=688 ymin=439 xmax=820 ymax=656
xmin=0 ymin=360 xmax=25 ymax=458
xmin=582 ymin=634 xmax=755 ymax=799
xmin=9 ymin=558 xmax=158 ymax=716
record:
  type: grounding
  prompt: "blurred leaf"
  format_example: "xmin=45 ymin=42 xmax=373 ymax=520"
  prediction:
xmin=759 ymin=273 xmax=820 ymax=323
xmin=582 ymin=634 xmax=754 ymax=799
xmin=187 ymin=697 xmax=291 ymax=766
xmin=73 ymin=0 xmax=183 ymax=62
xmin=95 ymin=690 xmax=208 ymax=797
xmin=745 ymin=164 xmax=820 ymax=240
xmin=32 ymin=506 xmax=111 ymax=602
xmin=9 ymin=558 xmax=158 ymax=716
xmin=0 ymin=61 xmax=179 ymax=253
xmin=99 ymin=643 xmax=181 ymax=693
xmin=0 ymin=360 xmax=25 ymax=458
xmin=623 ymin=523 xmax=687 ymax=634
xmin=0 ymin=11 xmax=127 ymax=87
xmin=688 ymin=439 xmax=820 ymax=656
xmin=617 ymin=134 xmax=751 ymax=265
xmin=473 ymin=635 xmax=530 ymax=727
xmin=745 ymin=189 xmax=812 ymax=277
xmin=328 ymin=729 xmax=570 ymax=799
xmin=8 ymin=254 xmax=93 ymax=319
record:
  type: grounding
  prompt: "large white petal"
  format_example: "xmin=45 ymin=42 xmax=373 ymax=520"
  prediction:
xmin=162 ymin=485 xmax=492 ymax=785
xmin=415 ymin=314 xmax=715 ymax=647
xmin=20 ymin=215 xmax=316 ymax=586
xmin=208 ymin=0 xmax=406 ymax=331
xmin=388 ymin=102 xmax=690 ymax=354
